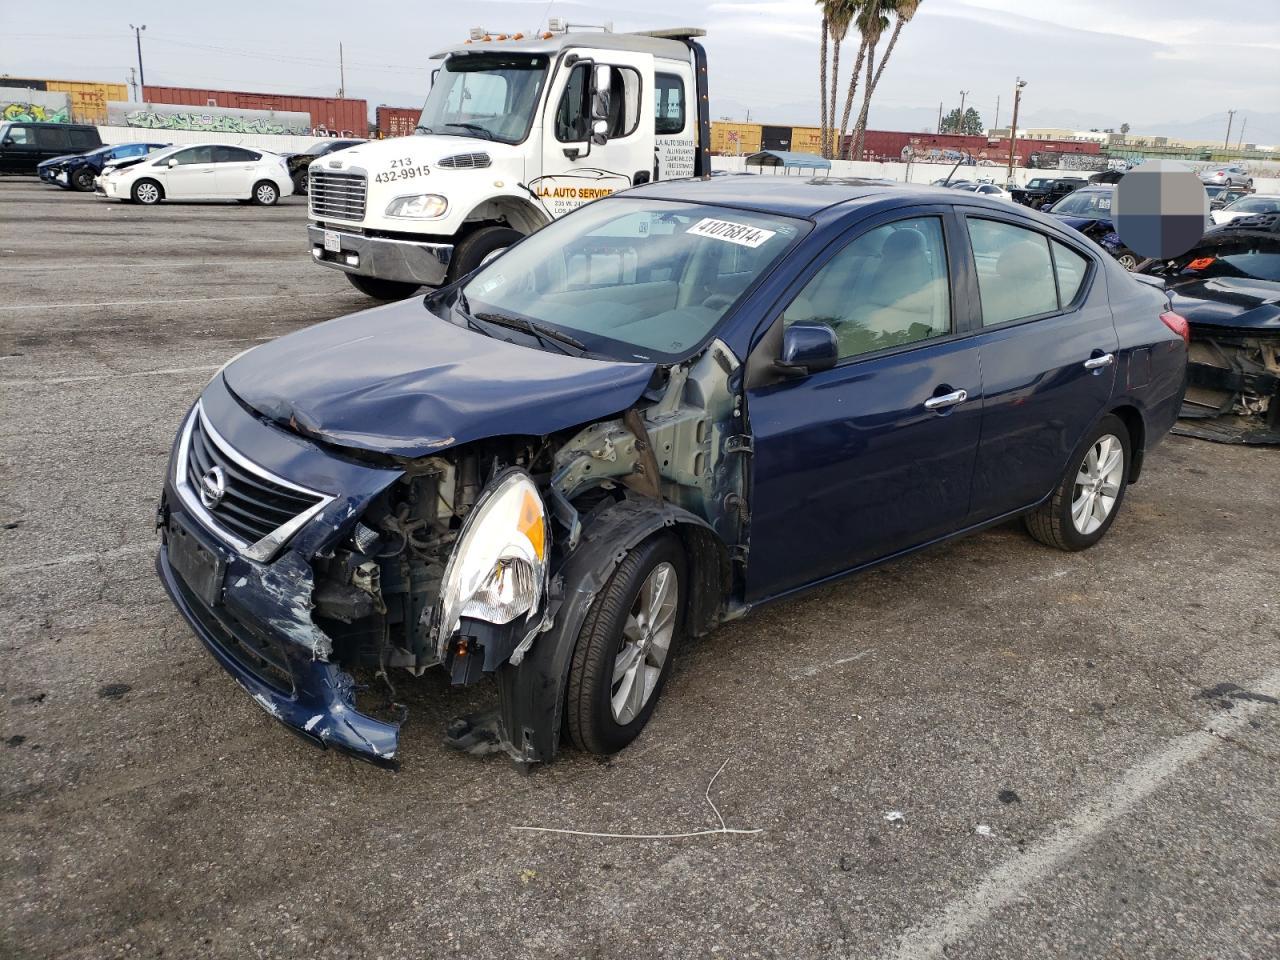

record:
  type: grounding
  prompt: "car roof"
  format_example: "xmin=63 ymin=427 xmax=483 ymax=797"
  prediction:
xmin=623 ymin=175 xmax=970 ymax=218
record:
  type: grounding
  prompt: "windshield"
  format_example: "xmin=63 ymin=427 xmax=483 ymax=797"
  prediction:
xmin=1026 ymin=179 xmax=1051 ymax=189
xmin=1224 ymin=196 xmax=1280 ymax=215
xmin=417 ymin=53 xmax=548 ymax=144
xmin=455 ymin=198 xmax=806 ymax=362
xmin=1051 ymin=190 xmax=1113 ymax=217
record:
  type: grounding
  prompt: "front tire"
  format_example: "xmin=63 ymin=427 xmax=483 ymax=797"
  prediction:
xmin=446 ymin=225 xmax=523 ymax=283
xmin=1025 ymin=414 xmax=1131 ymax=551
xmin=345 ymin=274 xmax=421 ymax=300
xmin=566 ymin=533 xmax=686 ymax=755
xmin=252 ymin=180 xmax=279 ymax=205
xmin=132 ymin=179 xmax=162 ymax=204
xmin=72 ymin=168 xmax=95 ymax=192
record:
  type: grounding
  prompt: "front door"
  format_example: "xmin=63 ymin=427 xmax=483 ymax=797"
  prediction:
xmin=0 ymin=125 xmax=38 ymax=173
xmin=959 ymin=213 xmax=1119 ymax=520
xmin=536 ymin=49 xmax=656 ymax=219
xmin=745 ymin=209 xmax=984 ymax=601
xmin=160 ymin=145 xmax=218 ymax=199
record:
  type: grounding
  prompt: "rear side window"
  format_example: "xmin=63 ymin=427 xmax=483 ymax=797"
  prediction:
xmin=654 ymin=73 xmax=685 ymax=134
xmin=967 ymin=219 xmax=1059 ymax=325
xmin=214 ymin=146 xmax=260 ymax=162
xmin=782 ymin=216 xmax=952 ymax=360
xmin=35 ymin=127 xmax=71 ymax=150
xmin=1052 ymin=241 xmax=1089 ymax=304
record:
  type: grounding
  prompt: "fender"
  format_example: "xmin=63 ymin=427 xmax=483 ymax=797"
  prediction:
xmin=487 ymin=495 xmax=731 ymax=768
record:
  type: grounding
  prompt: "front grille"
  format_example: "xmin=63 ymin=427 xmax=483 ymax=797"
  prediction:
xmin=309 ymin=171 xmax=366 ymax=221
xmin=184 ymin=414 xmax=324 ymax=549
xmin=437 ymin=152 xmax=491 ymax=170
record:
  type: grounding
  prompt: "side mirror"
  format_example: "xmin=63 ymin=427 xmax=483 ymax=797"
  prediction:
xmin=775 ymin=323 xmax=838 ymax=377
xmin=590 ymin=63 xmax=611 ymax=145
xmin=1 ymin=136 xmax=13 ymax=146
xmin=167 ymin=157 xmax=179 ymax=167
xmin=1040 ymin=202 xmax=1052 ymax=212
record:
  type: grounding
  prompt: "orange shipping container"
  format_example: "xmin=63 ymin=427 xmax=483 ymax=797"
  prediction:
xmin=710 ymin=121 xmax=762 ymax=156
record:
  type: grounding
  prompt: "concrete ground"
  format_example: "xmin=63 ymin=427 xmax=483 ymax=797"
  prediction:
xmin=1 ymin=179 xmax=1277 ymax=960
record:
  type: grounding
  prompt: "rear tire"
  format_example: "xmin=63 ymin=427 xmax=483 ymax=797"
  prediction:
xmin=72 ymin=168 xmax=95 ymax=192
xmin=1025 ymin=414 xmax=1131 ymax=551
xmin=132 ymin=179 xmax=162 ymax=204
xmin=252 ymin=180 xmax=279 ymax=206
xmin=566 ymin=533 xmax=686 ymax=755
xmin=446 ymin=225 xmax=523 ymax=283
xmin=345 ymin=274 xmax=421 ymax=300
xmin=292 ymin=172 xmax=308 ymax=196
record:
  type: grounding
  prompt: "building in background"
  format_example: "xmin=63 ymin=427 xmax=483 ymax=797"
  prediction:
xmin=375 ymin=105 xmax=420 ymax=139
xmin=0 ymin=77 xmax=127 ymax=124
xmin=142 ymin=85 xmax=368 ymax=137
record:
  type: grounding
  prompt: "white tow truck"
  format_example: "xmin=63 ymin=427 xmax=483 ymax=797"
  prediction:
xmin=307 ymin=22 xmax=711 ymax=300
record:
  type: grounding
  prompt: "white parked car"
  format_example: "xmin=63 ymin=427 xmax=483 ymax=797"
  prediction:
xmin=97 ymin=143 xmax=293 ymax=205
xmin=1210 ymin=194 xmax=1280 ymax=225
xmin=953 ymin=181 xmax=1013 ymax=201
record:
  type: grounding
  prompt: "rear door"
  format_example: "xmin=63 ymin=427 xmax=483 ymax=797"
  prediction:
xmin=961 ymin=210 xmax=1118 ymax=521
xmin=537 ymin=50 xmax=656 ymax=218
xmin=213 ymin=146 xmax=261 ymax=197
xmin=34 ymin=126 xmax=72 ymax=165
xmin=160 ymin=145 xmax=218 ymax=198
xmin=744 ymin=207 xmax=984 ymax=600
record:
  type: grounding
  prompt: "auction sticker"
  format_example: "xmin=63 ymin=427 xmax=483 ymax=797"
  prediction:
xmin=687 ymin=218 xmax=777 ymax=248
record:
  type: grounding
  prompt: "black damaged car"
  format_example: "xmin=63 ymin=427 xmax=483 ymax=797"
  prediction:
xmin=38 ymin=141 xmax=169 ymax=192
xmin=1139 ymin=214 xmax=1280 ymax=443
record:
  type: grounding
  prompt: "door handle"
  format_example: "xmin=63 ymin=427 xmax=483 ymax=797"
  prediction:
xmin=924 ymin=388 xmax=968 ymax=411
xmin=1083 ymin=353 xmax=1115 ymax=370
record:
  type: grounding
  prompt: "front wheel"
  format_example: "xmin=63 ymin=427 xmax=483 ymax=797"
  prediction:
xmin=445 ymin=225 xmax=523 ymax=283
xmin=252 ymin=180 xmax=279 ymax=206
xmin=292 ymin=172 xmax=308 ymax=196
xmin=1115 ymin=250 xmax=1139 ymax=271
xmin=1025 ymin=414 xmax=1131 ymax=551
xmin=72 ymin=168 xmax=95 ymax=192
xmin=566 ymin=533 xmax=685 ymax=755
xmin=345 ymin=274 xmax=421 ymax=300
xmin=131 ymin=179 xmax=162 ymax=205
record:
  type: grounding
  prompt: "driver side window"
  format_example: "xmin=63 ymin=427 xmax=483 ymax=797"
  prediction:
xmin=555 ymin=64 xmax=641 ymax=143
xmin=781 ymin=217 xmax=952 ymax=360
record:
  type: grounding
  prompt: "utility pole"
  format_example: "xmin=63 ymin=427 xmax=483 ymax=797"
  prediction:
xmin=129 ymin=24 xmax=146 ymax=94
xmin=958 ymin=89 xmax=969 ymax=125
xmin=128 ymin=67 xmax=138 ymax=103
xmin=936 ymin=101 xmax=943 ymax=134
xmin=1236 ymin=116 xmax=1246 ymax=151
xmin=1005 ymin=76 xmax=1026 ymax=185
xmin=338 ymin=43 xmax=346 ymax=98
xmin=1223 ymin=109 xmax=1235 ymax=150
xmin=993 ymin=95 xmax=1000 ymax=133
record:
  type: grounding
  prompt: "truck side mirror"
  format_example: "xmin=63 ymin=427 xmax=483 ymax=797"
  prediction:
xmin=774 ymin=323 xmax=838 ymax=377
xmin=590 ymin=63 xmax=611 ymax=144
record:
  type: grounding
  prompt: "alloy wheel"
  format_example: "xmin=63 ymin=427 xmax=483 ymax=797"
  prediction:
xmin=611 ymin=561 xmax=678 ymax=724
xmin=1071 ymin=434 xmax=1124 ymax=535
xmin=256 ymin=184 xmax=277 ymax=204
xmin=136 ymin=182 xmax=159 ymax=204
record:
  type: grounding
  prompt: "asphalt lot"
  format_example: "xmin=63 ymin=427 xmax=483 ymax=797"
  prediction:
xmin=2 ymin=178 xmax=1278 ymax=960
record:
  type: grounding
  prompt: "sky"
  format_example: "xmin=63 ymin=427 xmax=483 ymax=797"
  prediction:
xmin=2 ymin=0 xmax=1278 ymax=143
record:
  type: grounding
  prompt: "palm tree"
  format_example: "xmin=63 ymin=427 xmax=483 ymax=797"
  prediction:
xmin=852 ymin=0 xmax=920 ymax=160
xmin=816 ymin=2 xmax=831 ymax=156
xmin=825 ymin=2 xmax=856 ymax=159
xmin=835 ymin=2 xmax=876 ymax=159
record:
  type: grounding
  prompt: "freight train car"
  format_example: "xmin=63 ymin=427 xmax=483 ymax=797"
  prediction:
xmin=142 ymin=85 xmax=368 ymax=136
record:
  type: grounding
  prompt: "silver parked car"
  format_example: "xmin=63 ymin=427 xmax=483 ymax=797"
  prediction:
xmin=1198 ymin=164 xmax=1252 ymax=189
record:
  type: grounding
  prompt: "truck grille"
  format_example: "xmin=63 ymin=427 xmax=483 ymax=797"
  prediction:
xmin=182 ymin=408 xmax=327 ymax=556
xmin=309 ymin=171 xmax=366 ymax=221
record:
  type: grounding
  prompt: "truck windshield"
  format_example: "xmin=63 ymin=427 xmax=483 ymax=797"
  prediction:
xmin=455 ymin=198 xmax=806 ymax=363
xmin=417 ymin=54 xmax=549 ymax=145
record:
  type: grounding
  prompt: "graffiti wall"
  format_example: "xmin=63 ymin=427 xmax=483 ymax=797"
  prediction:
xmin=106 ymin=101 xmax=311 ymax=135
xmin=0 ymin=87 xmax=72 ymax=123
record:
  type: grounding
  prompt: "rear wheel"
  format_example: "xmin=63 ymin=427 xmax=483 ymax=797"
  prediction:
xmin=292 ymin=172 xmax=308 ymax=196
xmin=72 ymin=167 xmax=95 ymax=192
xmin=345 ymin=274 xmax=421 ymax=300
xmin=252 ymin=180 xmax=279 ymax=206
xmin=566 ymin=533 xmax=685 ymax=755
xmin=446 ymin=225 xmax=523 ymax=283
xmin=1025 ymin=414 xmax=1131 ymax=551
xmin=131 ymin=179 xmax=162 ymax=204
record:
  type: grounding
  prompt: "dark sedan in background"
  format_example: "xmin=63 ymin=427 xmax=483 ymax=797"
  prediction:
xmin=38 ymin=142 xmax=169 ymax=192
xmin=284 ymin=138 xmax=365 ymax=195
xmin=1045 ymin=185 xmax=1142 ymax=270
xmin=155 ymin=177 xmax=1187 ymax=768
xmin=1140 ymin=214 xmax=1280 ymax=443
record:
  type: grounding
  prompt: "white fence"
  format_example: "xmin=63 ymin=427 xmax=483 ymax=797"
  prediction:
xmin=96 ymin=125 xmax=362 ymax=154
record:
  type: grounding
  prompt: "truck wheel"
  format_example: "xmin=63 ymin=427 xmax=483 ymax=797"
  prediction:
xmin=447 ymin=226 xmax=523 ymax=283
xmin=566 ymin=533 xmax=686 ymax=755
xmin=1025 ymin=415 xmax=1131 ymax=552
xmin=345 ymin=274 xmax=421 ymax=300
xmin=132 ymin=179 xmax=163 ymax=204
xmin=72 ymin=168 xmax=95 ymax=192
xmin=252 ymin=180 xmax=279 ymax=206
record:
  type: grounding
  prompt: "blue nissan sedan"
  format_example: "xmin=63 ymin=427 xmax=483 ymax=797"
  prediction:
xmin=156 ymin=176 xmax=1188 ymax=768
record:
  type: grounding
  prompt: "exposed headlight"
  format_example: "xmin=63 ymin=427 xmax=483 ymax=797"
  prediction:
xmin=434 ymin=469 xmax=548 ymax=655
xmin=385 ymin=194 xmax=448 ymax=219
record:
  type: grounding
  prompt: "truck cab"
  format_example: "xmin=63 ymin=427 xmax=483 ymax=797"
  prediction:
xmin=307 ymin=24 xmax=710 ymax=300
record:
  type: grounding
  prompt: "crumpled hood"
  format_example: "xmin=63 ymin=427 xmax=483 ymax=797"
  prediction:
xmin=222 ymin=299 xmax=656 ymax=457
xmin=1168 ymin=277 xmax=1280 ymax=333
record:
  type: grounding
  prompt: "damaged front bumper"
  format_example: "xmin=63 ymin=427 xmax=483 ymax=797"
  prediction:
xmin=1178 ymin=332 xmax=1280 ymax=444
